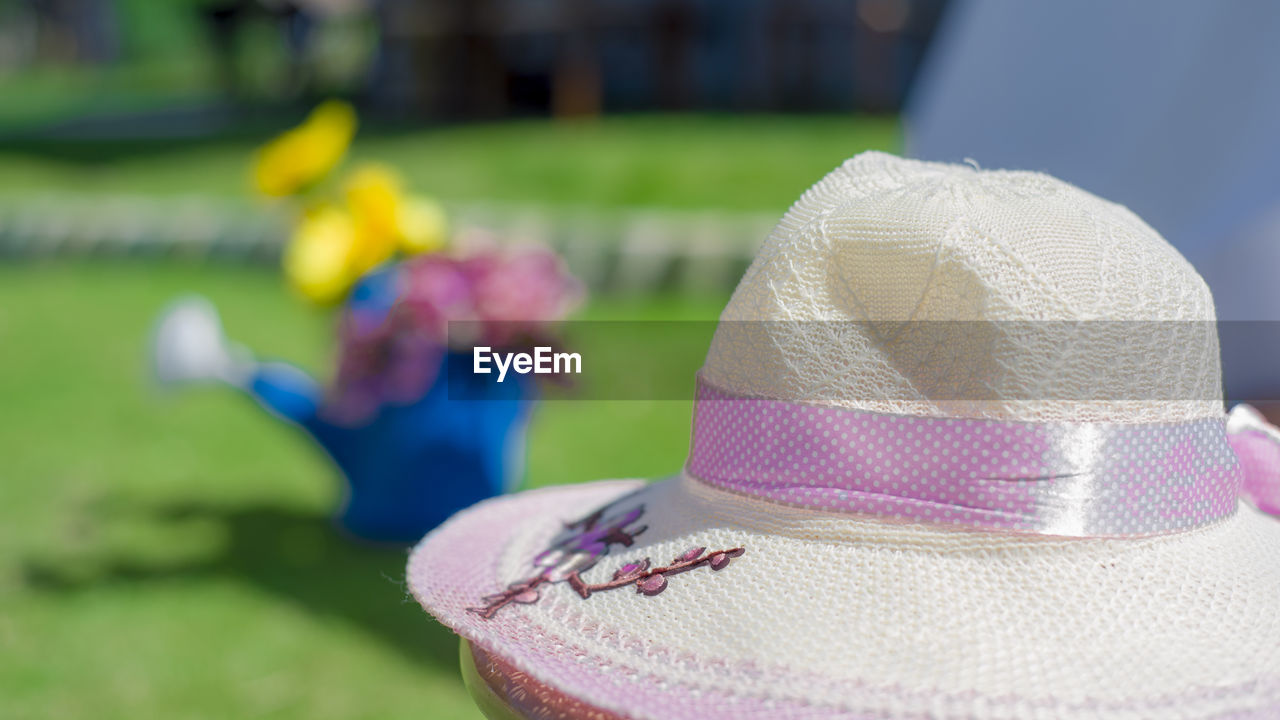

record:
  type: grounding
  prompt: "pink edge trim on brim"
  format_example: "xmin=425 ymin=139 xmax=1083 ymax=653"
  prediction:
xmin=406 ymin=480 xmax=872 ymax=720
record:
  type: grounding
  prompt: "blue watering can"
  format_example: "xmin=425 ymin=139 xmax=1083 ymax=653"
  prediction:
xmin=150 ymin=293 xmax=535 ymax=544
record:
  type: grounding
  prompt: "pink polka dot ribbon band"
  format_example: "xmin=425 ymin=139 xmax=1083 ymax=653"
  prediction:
xmin=687 ymin=379 xmax=1250 ymax=537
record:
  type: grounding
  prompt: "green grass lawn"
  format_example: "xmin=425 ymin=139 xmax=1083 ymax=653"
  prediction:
xmin=0 ymin=114 xmax=900 ymax=212
xmin=0 ymin=261 xmax=727 ymax=719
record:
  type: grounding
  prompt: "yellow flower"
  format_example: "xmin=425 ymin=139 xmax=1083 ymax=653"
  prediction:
xmin=253 ymin=100 xmax=357 ymax=197
xmin=344 ymin=163 xmax=448 ymax=264
xmin=344 ymin=164 xmax=402 ymax=272
xmin=283 ymin=205 xmax=359 ymax=304
xmin=397 ymin=195 xmax=448 ymax=255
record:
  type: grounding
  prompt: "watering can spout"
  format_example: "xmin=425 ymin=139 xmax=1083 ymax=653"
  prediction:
xmin=247 ymin=362 xmax=324 ymax=426
xmin=151 ymin=295 xmax=326 ymax=425
xmin=152 ymin=296 xmax=255 ymax=388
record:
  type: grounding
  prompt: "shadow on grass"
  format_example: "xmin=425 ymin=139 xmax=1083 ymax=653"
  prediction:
xmin=22 ymin=499 xmax=461 ymax=673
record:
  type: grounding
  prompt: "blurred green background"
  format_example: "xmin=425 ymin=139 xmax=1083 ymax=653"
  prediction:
xmin=0 ymin=1 xmax=921 ymax=717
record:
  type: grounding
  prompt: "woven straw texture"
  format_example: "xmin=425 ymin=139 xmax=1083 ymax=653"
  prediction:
xmin=707 ymin=152 xmax=1220 ymax=423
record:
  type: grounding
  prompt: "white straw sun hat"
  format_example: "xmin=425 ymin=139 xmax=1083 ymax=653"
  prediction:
xmin=408 ymin=152 xmax=1280 ymax=719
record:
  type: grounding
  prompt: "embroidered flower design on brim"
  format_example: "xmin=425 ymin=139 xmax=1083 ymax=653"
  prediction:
xmin=467 ymin=500 xmax=744 ymax=619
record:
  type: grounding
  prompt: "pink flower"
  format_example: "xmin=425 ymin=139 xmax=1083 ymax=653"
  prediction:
xmin=321 ymin=242 xmax=581 ymax=424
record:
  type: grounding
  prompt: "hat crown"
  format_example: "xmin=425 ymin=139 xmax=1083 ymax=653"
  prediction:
xmin=704 ymin=152 xmax=1221 ymax=423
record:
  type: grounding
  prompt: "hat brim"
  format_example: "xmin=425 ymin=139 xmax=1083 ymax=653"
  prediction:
xmin=408 ymin=475 xmax=1280 ymax=719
